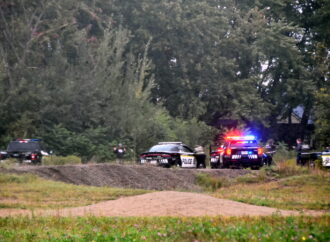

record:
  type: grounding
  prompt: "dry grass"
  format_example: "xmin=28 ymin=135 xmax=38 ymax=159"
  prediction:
xmin=0 ymin=173 xmax=150 ymax=209
xmin=213 ymin=171 xmax=330 ymax=210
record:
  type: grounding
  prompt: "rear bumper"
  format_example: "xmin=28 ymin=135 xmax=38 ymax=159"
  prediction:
xmin=223 ymin=157 xmax=263 ymax=168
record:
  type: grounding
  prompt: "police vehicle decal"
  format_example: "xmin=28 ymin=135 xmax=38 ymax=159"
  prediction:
xmin=322 ymin=152 xmax=330 ymax=167
xmin=181 ymin=155 xmax=196 ymax=168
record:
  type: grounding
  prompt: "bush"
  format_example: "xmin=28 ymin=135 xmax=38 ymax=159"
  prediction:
xmin=272 ymin=142 xmax=296 ymax=163
xmin=42 ymin=155 xmax=82 ymax=166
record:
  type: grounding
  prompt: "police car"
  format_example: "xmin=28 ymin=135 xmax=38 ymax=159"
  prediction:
xmin=321 ymin=147 xmax=330 ymax=168
xmin=139 ymin=142 xmax=206 ymax=168
xmin=210 ymin=135 xmax=264 ymax=169
xmin=6 ymin=139 xmax=44 ymax=164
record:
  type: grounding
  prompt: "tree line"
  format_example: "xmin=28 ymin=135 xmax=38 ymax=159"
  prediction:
xmin=0 ymin=0 xmax=329 ymax=160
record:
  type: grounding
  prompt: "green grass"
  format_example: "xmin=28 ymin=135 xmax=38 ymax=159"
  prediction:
xmin=0 ymin=216 xmax=329 ymax=241
xmin=213 ymin=173 xmax=330 ymax=210
xmin=0 ymin=173 xmax=150 ymax=209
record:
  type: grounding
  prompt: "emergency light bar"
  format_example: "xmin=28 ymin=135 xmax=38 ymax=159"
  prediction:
xmin=225 ymin=135 xmax=256 ymax=140
xmin=16 ymin=138 xmax=42 ymax=142
xmin=158 ymin=142 xmax=183 ymax=145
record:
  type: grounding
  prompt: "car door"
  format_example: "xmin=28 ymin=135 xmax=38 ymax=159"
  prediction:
xmin=179 ymin=145 xmax=197 ymax=168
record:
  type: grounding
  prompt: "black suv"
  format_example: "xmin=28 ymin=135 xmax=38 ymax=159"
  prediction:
xmin=6 ymin=139 xmax=43 ymax=164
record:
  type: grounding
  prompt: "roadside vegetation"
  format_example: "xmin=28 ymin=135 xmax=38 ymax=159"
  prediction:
xmin=0 ymin=174 xmax=150 ymax=209
xmin=208 ymin=159 xmax=330 ymax=211
xmin=0 ymin=216 xmax=329 ymax=241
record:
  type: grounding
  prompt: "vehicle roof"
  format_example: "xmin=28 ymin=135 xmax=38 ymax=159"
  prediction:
xmin=7 ymin=141 xmax=42 ymax=152
xmin=158 ymin=142 xmax=183 ymax=145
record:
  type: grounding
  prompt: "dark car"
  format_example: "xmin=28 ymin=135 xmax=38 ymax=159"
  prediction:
xmin=211 ymin=135 xmax=265 ymax=169
xmin=0 ymin=150 xmax=8 ymax=160
xmin=139 ymin=142 xmax=206 ymax=168
xmin=6 ymin=139 xmax=43 ymax=164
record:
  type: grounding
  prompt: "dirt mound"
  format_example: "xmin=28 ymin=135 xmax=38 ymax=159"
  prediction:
xmin=0 ymin=191 xmax=324 ymax=217
xmin=2 ymin=164 xmax=251 ymax=191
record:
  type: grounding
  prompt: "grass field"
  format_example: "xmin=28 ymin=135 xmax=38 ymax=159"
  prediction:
xmin=213 ymin=173 xmax=330 ymax=210
xmin=0 ymin=173 xmax=150 ymax=209
xmin=0 ymin=162 xmax=329 ymax=241
xmin=0 ymin=216 xmax=329 ymax=241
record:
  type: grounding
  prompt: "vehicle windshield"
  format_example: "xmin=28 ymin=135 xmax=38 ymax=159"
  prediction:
xmin=7 ymin=142 xmax=41 ymax=152
xmin=148 ymin=144 xmax=180 ymax=152
xmin=229 ymin=140 xmax=258 ymax=148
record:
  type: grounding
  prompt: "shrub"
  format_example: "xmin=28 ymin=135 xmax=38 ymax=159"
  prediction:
xmin=272 ymin=142 xmax=296 ymax=163
xmin=42 ymin=155 xmax=82 ymax=166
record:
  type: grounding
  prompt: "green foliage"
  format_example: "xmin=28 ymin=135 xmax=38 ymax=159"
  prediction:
xmin=0 ymin=0 xmax=329 ymax=158
xmin=0 ymin=174 xmax=37 ymax=184
xmin=195 ymin=173 xmax=227 ymax=191
xmin=272 ymin=142 xmax=296 ymax=162
xmin=0 ymin=216 xmax=329 ymax=241
xmin=314 ymin=87 xmax=330 ymax=148
xmin=42 ymin=155 xmax=81 ymax=166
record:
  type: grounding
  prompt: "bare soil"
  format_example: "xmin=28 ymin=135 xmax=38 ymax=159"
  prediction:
xmin=0 ymin=191 xmax=324 ymax=217
xmin=1 ymin=163 xmax=252 ymax=191
xmin=0 ymin=164 xmax=327 ymax=217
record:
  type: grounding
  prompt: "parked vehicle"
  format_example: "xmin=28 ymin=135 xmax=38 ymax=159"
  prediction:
xmin=0 ymin=150 xmax=8 ymax=160
xmin=210 ymin=135 xmax=265 ymax=169
xmin=6 ymin=139 xmax=43 ymax=164
xmin=139 ymin=142 xmax=206 ymax=168
xmin=321 ymin=147 xmax=330 ymax=168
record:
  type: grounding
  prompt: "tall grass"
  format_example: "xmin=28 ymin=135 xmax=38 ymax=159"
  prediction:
xmin=272 ymin=142 xmax=296 ymax=163
xmin=272 ymin=159 xmax=309 ymax=177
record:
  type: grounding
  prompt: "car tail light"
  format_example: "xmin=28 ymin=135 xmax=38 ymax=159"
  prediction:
xmin=31 ymin=153 xmax=36 ymax=160
xmin=161 ymin=154 xmax=171 ymax=158
xmin=216 ymin=148 xmax=224 ymax=153
xmin=225 ymin=148 xmax=232 ymax=155
xmin=257 ymin=148 xmax=263 ymax=155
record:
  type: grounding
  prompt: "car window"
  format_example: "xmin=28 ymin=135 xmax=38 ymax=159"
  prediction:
xmin=181 ymin=146 xmax=193 ymax=153
xmin=7 ymin=142 xmax=41 ymax=152
xmin=229 ymin=140 xmax=258 ymax=148
xmin=148 ymin=144 xmax=180 ymax=152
